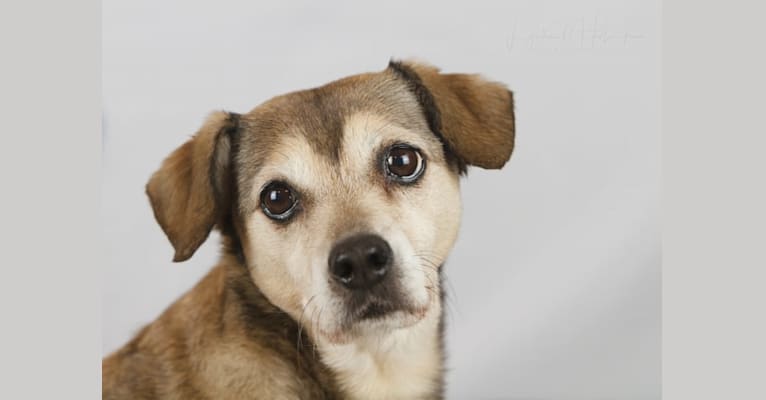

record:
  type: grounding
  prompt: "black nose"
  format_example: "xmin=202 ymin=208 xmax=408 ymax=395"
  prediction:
xmin=329 ymin=234 xmax=392 ymax=290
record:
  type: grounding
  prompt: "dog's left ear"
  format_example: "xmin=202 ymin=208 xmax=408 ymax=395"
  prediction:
xmin=146 ymin=111 xmax=240 ymax=262
xmin=388 ymin=60 xmax=515 ymax=171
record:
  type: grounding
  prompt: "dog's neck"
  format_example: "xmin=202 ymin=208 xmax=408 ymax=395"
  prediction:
xmin=224 ymin=249 xmax=446 ymax=400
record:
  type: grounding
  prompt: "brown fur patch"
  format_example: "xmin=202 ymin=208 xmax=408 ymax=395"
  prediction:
xmin=103 ymin=255 xmax=344 ymax=400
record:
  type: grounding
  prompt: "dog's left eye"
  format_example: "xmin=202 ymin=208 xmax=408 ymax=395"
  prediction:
xmin=384 ymin=144 xmax=426 ymax=183
xmin=260 ymin=181 xmax=298 ymax=221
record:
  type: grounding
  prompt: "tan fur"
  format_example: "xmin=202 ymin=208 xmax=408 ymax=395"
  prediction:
xmin=104 ymin=61 xmax=515 ymax=399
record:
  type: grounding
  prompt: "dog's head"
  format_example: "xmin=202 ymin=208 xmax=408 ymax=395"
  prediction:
xmin=146 ymin=61 xmax=514 ymax=343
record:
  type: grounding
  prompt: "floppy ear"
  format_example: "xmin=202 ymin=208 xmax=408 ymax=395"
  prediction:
xmin=146 ymin=111 xmax=239 ymax=262
xmin=388 ymin=60 xmax=515 ymax=171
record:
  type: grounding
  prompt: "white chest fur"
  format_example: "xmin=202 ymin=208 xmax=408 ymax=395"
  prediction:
xmin=318 ymin=306 xmax=443 ymax=400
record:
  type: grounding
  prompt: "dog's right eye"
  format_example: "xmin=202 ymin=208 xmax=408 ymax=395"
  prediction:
xmin=260 ymin=181 xmax=298 ymax=221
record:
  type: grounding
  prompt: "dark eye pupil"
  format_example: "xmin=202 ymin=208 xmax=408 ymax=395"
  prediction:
xmin=263 ymin=185 xmax=294 ymax=215
xmin=387 ymin=148 xmax=419 ymax=177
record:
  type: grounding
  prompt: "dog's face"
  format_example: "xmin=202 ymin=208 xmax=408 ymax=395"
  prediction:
xmin=239 ymin=109 xmax=461 ymax=343
xmin=146 ymin=61 xmax=514 ymax=343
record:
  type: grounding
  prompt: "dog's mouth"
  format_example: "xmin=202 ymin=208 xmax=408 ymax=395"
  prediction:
xmin=347 ymin=292 xmax=432 ymax=324
xmin=356 ymin=301 xmax=400 ymax=321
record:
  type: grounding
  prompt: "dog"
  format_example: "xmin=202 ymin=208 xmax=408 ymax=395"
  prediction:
xmin=102 ymin=60 xmax=515 ymax=400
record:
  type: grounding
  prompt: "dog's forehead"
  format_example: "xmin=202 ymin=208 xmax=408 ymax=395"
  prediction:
xmin=239 ymin=70 xmax=428 ymax=160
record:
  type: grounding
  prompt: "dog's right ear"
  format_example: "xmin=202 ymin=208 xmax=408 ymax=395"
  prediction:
xmin=146 ymin=111 xmax=239 ymax=262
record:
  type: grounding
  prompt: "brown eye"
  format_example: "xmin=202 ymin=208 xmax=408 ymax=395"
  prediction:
xmin=385 ymin=144 xmax=425 ymax=183
xmin=260 ymin=182 xmax=298 ymax=220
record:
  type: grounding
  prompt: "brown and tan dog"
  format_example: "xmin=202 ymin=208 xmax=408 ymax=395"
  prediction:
xmin=102 ymin=60 xmax=515 ymax=400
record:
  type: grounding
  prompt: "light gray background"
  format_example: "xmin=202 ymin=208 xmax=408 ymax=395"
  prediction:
xmin=102 ymin=1 xmax=660 ymax=399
